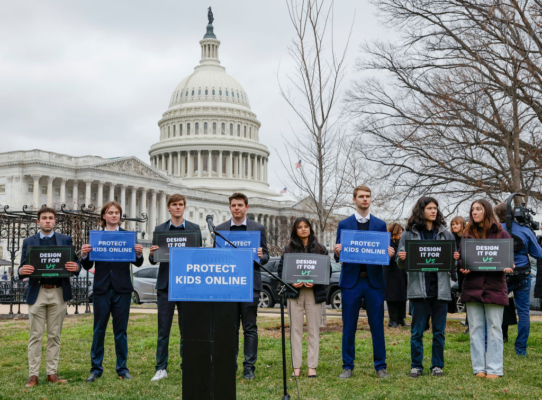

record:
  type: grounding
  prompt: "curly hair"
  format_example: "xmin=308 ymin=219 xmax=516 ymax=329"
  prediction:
xmin=405 ymin=196 xmax=446 ymax=232
xmin=285 ymin=217 xmax=326 ymax=254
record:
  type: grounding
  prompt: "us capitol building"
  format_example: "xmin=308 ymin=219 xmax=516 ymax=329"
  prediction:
xmin=0 ymin=15 xmax=331 ymax=246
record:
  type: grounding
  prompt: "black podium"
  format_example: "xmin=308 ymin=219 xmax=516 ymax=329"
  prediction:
xmin=182 ymin=301 xmax=237 ymax=400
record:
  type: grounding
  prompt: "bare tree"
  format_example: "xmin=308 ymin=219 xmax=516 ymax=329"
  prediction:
xmin=278 ymin=0 xmax=355 ymax=232
xmin=346 ymin=0 xmax=542 ymax=214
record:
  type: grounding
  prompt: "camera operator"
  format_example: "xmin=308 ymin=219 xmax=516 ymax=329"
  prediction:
xmin=494 ymin=202 xmax=542 ymax=356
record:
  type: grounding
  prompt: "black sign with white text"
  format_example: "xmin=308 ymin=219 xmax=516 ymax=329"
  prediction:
xmin=462 ymin=238 xmax=513 ymax=272
xmin=405 ymin=240 xmax=455 ymax=272
xmin=27 ymin=246 xmax=75 ymax=278
xmin=153 ymin=231 xmax=199 ymax=262
xmin=282 ymin=254 xmax=331 ymax=285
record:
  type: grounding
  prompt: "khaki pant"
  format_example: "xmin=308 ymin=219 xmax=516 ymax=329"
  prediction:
xmin=287 ymin=288 xmax=322 ymax=369
xmin=28 ymin=287 xmax=67 ymax=376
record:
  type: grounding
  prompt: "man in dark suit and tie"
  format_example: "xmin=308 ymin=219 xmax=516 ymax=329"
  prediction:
xmin=334 ymin=185 xmax=395 ymax=379
xmin=148 ymin=193 xmax=202 ymax=382
xmin=214 ymin=192 xmax=269 ymax=380
xmin=81 ymin=201 xmax=143 ymax=382
xmin=19 ymin=206 xmax=80 ymax=387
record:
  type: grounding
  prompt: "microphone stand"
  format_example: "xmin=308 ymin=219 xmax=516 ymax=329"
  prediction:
xmin=211 ymin=227 xmax=297 ymax=400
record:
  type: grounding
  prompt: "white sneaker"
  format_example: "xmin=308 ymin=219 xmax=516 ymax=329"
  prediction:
xmin=151 ymin=369 xmax=168 ymax=381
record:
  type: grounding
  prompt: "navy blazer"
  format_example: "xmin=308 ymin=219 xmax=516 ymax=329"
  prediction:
xmin=18 ymin=232 xmax=80 ymax=305
xmin=335 ymin=214 xmax=387 ymax=289
xmin=214 ymin=218 xmax=269 ymax=293
xmin=149 ymin=219 xmax=202 ymax=291
xmin=82 ymin=227 xmax=144 ymax=295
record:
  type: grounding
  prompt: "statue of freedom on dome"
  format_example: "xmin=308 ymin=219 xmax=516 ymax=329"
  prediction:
xmin=208 ymin=7 xmax=214 ymax=25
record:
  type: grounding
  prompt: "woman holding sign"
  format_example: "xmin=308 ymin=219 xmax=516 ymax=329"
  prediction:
xmin=397 ymin=197 xmax=459 ymax=378
xmin=459 ymin=200 xmax=513 ymax=379
xmin=277 ymin=217 xmax=329 ymax=378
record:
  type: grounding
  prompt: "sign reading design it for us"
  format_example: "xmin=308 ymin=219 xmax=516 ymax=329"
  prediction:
xmin=406 ymin=240 xmax=455 ymax=272
xmin=462 ymin=238 xmax=513 ymax=272
xmin=27 ymin=246 xmax=75 ymax=278
xmin=88 ymin=231 xmax=137 ymax=262
xmin=282 ymin=254 xmax=331 ymax=285
xmin=339 ymin=230 xmax=391 ymax=265
xmin=215 ymin=231 xmax=261 ymax=262
xmin=169 ymin=248 xmax=254 ymax=302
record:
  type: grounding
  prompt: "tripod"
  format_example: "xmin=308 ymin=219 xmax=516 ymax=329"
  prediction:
xmin=211 ymin=229 xmax=297 ymax=400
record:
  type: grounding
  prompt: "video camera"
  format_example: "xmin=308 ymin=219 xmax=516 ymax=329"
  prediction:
xmin=505 ymin=193 xmax=539 ymax=233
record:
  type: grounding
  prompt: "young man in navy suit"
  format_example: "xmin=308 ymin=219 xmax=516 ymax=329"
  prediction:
xmin=334 ymin=185 xmax=395 ymax=379
xmin=81 ymin=201 xmax=143 ymax=382
xmin=148 ymin=194 xmax=202 ymax=382
xmin=19 ymin=206 xmax=80 ymax=387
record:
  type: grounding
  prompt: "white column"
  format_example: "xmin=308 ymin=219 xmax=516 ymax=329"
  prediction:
xmin=97 ymin=181 xmax=104 ymax=209
xmin=46 ymin=176 xmax=54 ymax=206
xmin=120 ymin=185 xmax=126 ymax=214
xmin=167 ymin=153 xmax=173 ymax=176
xmin=177 ymin=151 xmax=182 ymax=177
xmin=130 ymin=187 xmax=137 ymax=231
xmin=228 ymin=152 xmax=233 ymax=178
xmin=248 ymin=154 xmax=252 ymax=180
xmin=261 ymin=157 xmax=265 ymax=181
xmin=218 ymin=150 xmax=223 ymax=178
xmin=237 ymin=154 xmax=241 ymax=178
xmin=84 ymin=179 xmax=92 ymax=206
xmin=161 ymin=155 xmax=165 ymax=171
xmin=150 ymin=190 xmax=157 ymax=239
xmin=159 ymin=191 xmax=167 ymax=222
xmin=60 ymin=178 xmax=67 ymax=204
xmin=197 ymin=150 xmax=202 ymax=177
xmin=140 ymin=188 xmax=147 ymax=236
xmin=108 ymin=183 xmax=115 ymax=202
xmin=72 ymin=180 xmax=79 ymax=209
xmin=264 ymin=158 xmax=268 ymax=183
xmin=187 ymin=151 xmax=192 ymax=177
xmin=32 ymin=174 xmax=42 ymax=208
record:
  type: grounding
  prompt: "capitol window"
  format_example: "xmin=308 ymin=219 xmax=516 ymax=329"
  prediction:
xmin=237 ymin=92 xmax=239 ymax=98
xmin=192 ymin=90 xmax=194 ymax=96
xmin=203 ymin=154 xmax=208 ymax=173
xmin=190 ymin=211 xmax=194 ymax=218
xmin=41 ymin=186 xmax=47 ymax=195
xmin=237 ymin=125 xmax=240 ymax=136
xmin=221 ymin=123 xmax=225 ymax=135
xmin=195 ymin=123 xmax=199 ymax=134
xmin=168 ymin=126 xmax=171 ymax=138
xmin=54 ymin=187 xmax=60 ymax=196
xmin=205 ymin=89 xmax=208 ymax=95
xmin=187 ymin=123 xmax=191 ymax=135
xmin=180 ymin=124 xmax=183 ymax=135
xmin=0 ymin=185 xmax=5 ymax=193
xmin=226 ymin=90 xmax=229 ymax=96
xmin=204 ymin=122 xmax=208 ymax=134
xmin=230 ymin=124 xmax=233 ymax=135
xmin=244 ymin=126 xmax=246 ymax=137
xmin=213 ymin=122 xmax=216 ymax=134
xmin=219 ymin=90 xmax=222 ymax=96
xmin=198 ymin=89 xmax=201 ymax=95
xmin=186 ymin=91 xmax=188 ymax=97
xmin=212 ymin=155 xmax=217 ymax=173
xmin=173 ymin=125 xmax=176 ymax=136
xmin=92 ymin=192 xmax=97 ymax=201
xmin=212 ymin=89 xmax=215 ymax=95
xmin=79 ymin=191 xmax=84 ymax=200
xmin=249 ymin=127 xmax=252 ymax=138
xmin=27 ymin=184 xmax=33 ymax=193
xmin=67 ymin=189 xmax=73 ymax=198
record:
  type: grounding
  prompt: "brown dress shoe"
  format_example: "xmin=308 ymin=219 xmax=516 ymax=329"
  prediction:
xmin=486 ymin=374 xmax=501 ymax=379
xmin=25 ymin=376 xmax=38 ymax=387
xmin=47 ymin=374 xmax=67 ymax=384
xmin=475 ymin=372 xmax=487 ymax=378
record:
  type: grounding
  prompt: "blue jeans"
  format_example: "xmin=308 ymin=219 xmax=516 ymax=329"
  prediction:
xmin=91 ymin=289 xmax=131 ymax=376
xmin=341 ymin=277 xmax=386 ymax=371
xmin=507 ymin=274 xmax=531 ymax=355
xmin=410 ymin=298 xmax=448 ymax=371
xmin=467 ymin=302 xmax=504 ymax=375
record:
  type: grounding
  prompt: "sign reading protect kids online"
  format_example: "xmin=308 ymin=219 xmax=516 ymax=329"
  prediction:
xmin=339 ymin=230 xmax=391 ymax=265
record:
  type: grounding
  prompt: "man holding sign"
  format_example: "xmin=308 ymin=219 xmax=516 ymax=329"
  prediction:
xmin=19 ymin=206 xmax=80 ymax=388
xmin=81 ymin=201 xmax=143 ymax=382
xmin=149 ymin=194 xmax=201 ymax=382
xmin=334 ymin=185 xmax=395 ymax=379
xmin=214 ymin=192 xmax=268 ymax=380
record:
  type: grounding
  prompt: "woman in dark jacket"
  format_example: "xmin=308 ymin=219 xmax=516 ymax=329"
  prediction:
xmin=459 ymin=199 xmax=514 ymax=379
xmin=385 ymin=223 xmax=406 ymax=327
xmin=277 ymin=217 xmax=328 ymax=378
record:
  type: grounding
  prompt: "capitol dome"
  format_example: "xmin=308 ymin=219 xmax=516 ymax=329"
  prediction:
xmin=148 ymin=18 xmax=277 ymax=198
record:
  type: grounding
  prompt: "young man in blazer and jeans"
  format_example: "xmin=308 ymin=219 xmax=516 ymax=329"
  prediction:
xmin=19 ymin=206 xmax=80 ymax=387
xmin=214 ymin=192 xmax=269 ymax=380
xmin=335 ymin=185 xmax=395 ymax=379
xmin=149 ymin=194 xmax=202 ymax=382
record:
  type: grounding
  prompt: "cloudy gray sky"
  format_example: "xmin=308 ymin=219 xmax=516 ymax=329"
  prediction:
xmin=0 ymin=0 xmax=389 ymax=195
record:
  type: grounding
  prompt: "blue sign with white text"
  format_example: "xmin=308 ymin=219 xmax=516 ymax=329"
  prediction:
xmin=88 ymin=231 xmax=137 ymax=262
xmin=339 ymin=230 xmax=391 ymax=265
xmin=215 ymin=231 xmax=261 ymax=262
xmin=169 ymin=248 xmax=254 ymax=302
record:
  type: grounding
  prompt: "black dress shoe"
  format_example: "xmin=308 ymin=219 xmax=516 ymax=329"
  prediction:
xmin=86 ymin=374 xmax=101 ymax=383
xmin=243 ymin=370 xmax=255 ymax=380
xmin=119 ymin=373 xmax=133 ymax=380
xmin=388 ymin=321 xmax=399 ymax=328
xmin=503 ymin=335 xmax=509 ymax=343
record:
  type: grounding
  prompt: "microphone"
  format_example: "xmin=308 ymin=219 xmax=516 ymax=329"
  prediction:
xmin=206 ymin=215 xmax=215 ymax=233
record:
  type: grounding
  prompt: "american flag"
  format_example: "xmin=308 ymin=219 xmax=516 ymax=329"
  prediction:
xmin=295 ymin=159 xmax=302 ymax=169
xmin=280 ymin=187 xmax=287 ymax=194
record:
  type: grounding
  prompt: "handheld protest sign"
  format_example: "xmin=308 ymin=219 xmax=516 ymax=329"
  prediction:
xmin=88 ymin=230 xmax=137 ymax=262
xmin=168 ymin=248 xmax=254 ymax=302
xmin=27 ymin=246 xmax=75 ymax=278
xmin=215 ymin=231 xmax=261 ymax=262
xmin=282 ymin=254 xmax=331 ymax=285
xmin=152 ymin=231 xmax=199 ymax=262
xmin=405 ymin=240 xmax=455 ymax=272
xmin=339 ymin=230 xmax=391 ymax=265
xmin=462 ymin=238 xmax=513 ymax=272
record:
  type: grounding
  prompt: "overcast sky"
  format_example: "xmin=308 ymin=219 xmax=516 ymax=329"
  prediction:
xmin=0 ymin=0 xmax=389 ymax=196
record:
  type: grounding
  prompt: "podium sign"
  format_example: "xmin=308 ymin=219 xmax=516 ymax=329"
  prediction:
xmin=339 ymin=230 xmax=391 ymax=265
xmin=169 ymin=248 xmax=254 ymax=302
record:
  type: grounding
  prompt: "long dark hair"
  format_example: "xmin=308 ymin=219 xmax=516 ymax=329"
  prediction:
xmin=464 ymin=199 xmax=501 ymax=239
xmin=406 ymin=196 xmax=446 ymax=232
xmin=285 ymin=217 xmax=326 ymax=254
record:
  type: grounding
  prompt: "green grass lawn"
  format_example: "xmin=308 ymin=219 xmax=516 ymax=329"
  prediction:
xmin=1 ymin=313 xmax=541 ymax=399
